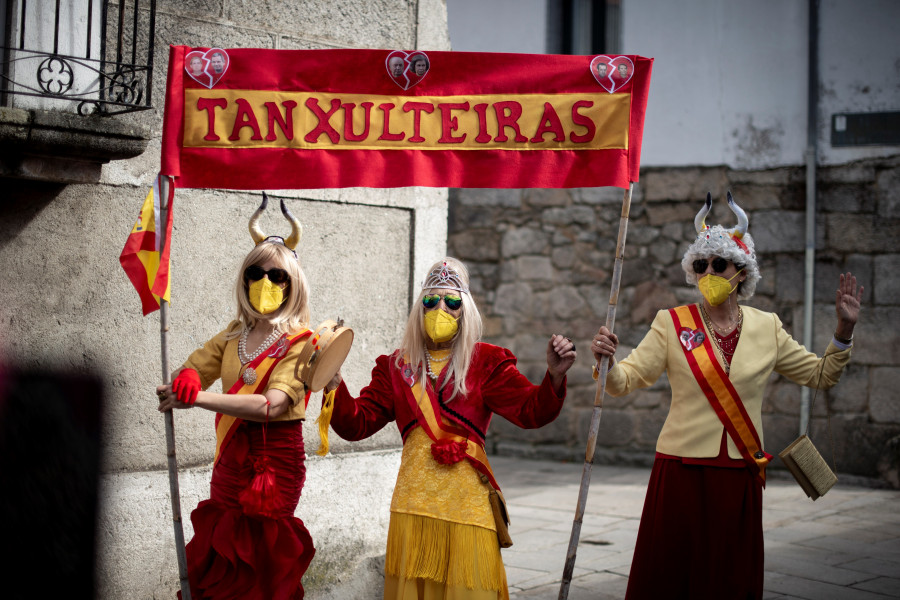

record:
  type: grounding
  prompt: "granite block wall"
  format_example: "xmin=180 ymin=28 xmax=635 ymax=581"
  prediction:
xmin=448 ymin=156 xmax=900 ymax=487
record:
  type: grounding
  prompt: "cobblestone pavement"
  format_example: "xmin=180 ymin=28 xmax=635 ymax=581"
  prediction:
xmin=490 ymin=455 xmax=900 ymax=600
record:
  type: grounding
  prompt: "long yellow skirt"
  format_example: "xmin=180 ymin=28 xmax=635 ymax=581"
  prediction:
xmin=384 ymin=428 xmax=509 ymax=600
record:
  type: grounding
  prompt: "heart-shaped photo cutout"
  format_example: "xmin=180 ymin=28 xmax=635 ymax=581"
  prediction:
xmin=590 ymin=55 xmax=634 ymax=93
xmin=386 ymin=50 xmax=430 ymax=90
xmin=185 ymin=48 xmax=229 ymax=89
xmin=678 ymin=327 xmax=706 ymax=352
xmin=399 ymin=359 xmax=418 ymax=386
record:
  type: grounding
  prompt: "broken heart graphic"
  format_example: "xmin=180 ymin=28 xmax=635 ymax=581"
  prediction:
xmin=185 ymin=48 xmax=229 ymax=89
xmin=385 ymin=50 xmax=430 ymax=90
xmin=678 ymin=327 xmax=706 ymax=352
xmin=590 ymin=55 xmax=634 ymax=93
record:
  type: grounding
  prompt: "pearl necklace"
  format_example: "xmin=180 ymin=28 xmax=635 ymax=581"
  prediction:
xmin=238 ymin=326 xmax=282 ymax=384
xmin=424 ymin=348 xmax=450 ymax=380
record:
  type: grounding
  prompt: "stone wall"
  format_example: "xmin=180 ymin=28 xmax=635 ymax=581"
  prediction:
xmin=448 ymin=155 xmax=900 ymax=487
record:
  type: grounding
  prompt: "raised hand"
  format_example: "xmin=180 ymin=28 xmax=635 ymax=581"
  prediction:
xmin=835 ymin=272 xmax=863 ymax=340
xmin=547 ymin=334 xmax=577 ymax=378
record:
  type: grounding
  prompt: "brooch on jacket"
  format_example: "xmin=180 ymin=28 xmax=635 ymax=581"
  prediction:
xmin=678 ymin=327 xmax=705 ymax=352
xmin=399 ymin=358 xmax=418 ymax=386
xmin=267 ymin=336 xmax=289 ymax=358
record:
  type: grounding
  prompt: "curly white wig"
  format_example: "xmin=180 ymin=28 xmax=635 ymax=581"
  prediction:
xmin=680 ymin=192 xmax=761 ymax=300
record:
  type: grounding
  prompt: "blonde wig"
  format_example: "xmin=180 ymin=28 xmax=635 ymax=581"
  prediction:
xmin=231 ymin=242 xmax=311 ymax=336
xmin=396 ymin=257 xmax=483 ymax=400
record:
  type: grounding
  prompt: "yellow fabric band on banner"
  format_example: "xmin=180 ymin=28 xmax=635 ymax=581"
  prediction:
xmin=183 ymin=89 xmax=631 ymax=151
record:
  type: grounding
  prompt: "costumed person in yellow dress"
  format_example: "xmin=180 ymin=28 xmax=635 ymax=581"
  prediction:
xmin=591 ymin=193 xmax=863 ymax=600
xmin=157 ymin=196 xmax=317 ymax=599
xmin=320 ymin=257 xmax=576 ymax=600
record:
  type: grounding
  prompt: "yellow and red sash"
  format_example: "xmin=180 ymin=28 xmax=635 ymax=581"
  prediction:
xmin=670 ymin=305 xmax=772 ymax=485
xmin=401 ymin=358 xmax=502 ymax=490
xmin=214 ymin=329 xmax=311 ymax=465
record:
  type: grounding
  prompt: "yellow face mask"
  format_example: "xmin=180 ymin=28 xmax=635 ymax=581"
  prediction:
xmin=248 ymin=278 xmax=286 ymax=315
xmin=698 ymin=270 xmax=743 ymax=306
xmin=424 ymin=309 xmax=459 ymax=343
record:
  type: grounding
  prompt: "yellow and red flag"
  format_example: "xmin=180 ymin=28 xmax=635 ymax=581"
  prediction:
xmin=161 ymin=47 xmax=653 ymax=189
xmin=119 ymin=174 xmax=174 ymax=315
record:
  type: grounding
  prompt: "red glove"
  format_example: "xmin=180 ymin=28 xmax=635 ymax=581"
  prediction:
xmin=172 ymin=369 xmax=201 ymax=405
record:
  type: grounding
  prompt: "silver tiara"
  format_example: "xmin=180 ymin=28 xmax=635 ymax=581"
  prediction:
xmin=422 ymin=262 xmax=469 ymax=294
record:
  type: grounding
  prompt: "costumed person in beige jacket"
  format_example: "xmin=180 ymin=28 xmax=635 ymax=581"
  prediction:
xmin=157 ymin=196 xmax=317 ymax=599
xmin=319 ymin=257 xmax=576 ymax=600
xmin=591 ymin=193 xmax=863 ymax=600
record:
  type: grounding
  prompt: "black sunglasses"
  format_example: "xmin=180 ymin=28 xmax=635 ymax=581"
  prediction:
xmin=244 ymin=265 xmax=290 ymax=285
xmin=423 ymin=293 xmax=462 ymax=310
xmin=692 ymin=257 xmax=731 ymax=275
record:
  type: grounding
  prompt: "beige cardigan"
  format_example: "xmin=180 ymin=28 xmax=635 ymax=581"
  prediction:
xmin=605 ymin=305 xmax=851 ymax=459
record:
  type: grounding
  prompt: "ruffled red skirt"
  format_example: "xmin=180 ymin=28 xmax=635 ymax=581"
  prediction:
xmin=181 ymin=419 xmax=315 ymax=600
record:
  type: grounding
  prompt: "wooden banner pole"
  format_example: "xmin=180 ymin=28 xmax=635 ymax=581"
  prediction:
xmin=558 ymin=183 xmax=633 ymax=600
xmin=158 ymin=175 xmax=192 ymax=600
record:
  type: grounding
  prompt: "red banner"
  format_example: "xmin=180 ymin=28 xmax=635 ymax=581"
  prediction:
xmin=161 ymin=46 xmax=653 ymax=189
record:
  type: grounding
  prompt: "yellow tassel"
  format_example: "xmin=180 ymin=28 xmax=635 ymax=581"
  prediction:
xmin=385 ymin=512 xmax=506 ymax=592
xmin=316 ymin=388 xmax=335 ymax=456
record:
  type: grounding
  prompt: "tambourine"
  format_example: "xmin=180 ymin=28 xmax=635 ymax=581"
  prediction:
xmin=295 ymin=319 xmax=354 ymax=392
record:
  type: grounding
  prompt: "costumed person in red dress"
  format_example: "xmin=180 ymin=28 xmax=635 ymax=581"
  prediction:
xmin=157 ymin=195 xmax=317 ymax=599
xmin=318 ymin=257 xmax=576 ymax=600
xmin=591 ymin=193 xmax=863 ymax=600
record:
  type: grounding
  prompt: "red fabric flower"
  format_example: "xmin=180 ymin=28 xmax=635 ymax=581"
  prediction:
xmin=431 ymin=440 xmax=468 ymax=465
xmin=238 ymin=456 xmax=281 ymax=518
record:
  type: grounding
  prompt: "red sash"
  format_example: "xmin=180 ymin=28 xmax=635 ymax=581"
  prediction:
xmin=669 ymin=305 xmax=772 ymax=485
xmin=399 ymin=357 xmax=502 ymax=490
xmin=214 ymin=329 xmax=311 ymax=465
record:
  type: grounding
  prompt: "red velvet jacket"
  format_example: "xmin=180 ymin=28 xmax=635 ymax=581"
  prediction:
xmin=331 ymin=343 xmax=566 ymax=444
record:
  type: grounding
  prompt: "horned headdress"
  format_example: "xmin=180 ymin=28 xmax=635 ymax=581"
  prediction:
xmin=248 ymin=192 xmax=303 ymax=257
xmin=681 ymin=191 xmax=760 ymax=300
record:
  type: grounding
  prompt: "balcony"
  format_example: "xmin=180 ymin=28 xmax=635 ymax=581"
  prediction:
xmin=0 ymin=0 xmax=156 ymax=182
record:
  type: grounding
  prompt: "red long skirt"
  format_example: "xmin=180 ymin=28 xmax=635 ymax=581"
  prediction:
xmin=182 ymin=419 xmax=315 ymax=600
xmin=624 ymin=457 xmax=763 ymax=600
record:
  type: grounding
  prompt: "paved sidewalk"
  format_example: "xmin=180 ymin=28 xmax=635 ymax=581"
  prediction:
xmin=490 ymin=455 xmax=900 ymax=600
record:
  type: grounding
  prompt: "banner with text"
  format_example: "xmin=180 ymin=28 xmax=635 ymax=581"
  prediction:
xmin=161 ymin=46 xmax=653 ymax=189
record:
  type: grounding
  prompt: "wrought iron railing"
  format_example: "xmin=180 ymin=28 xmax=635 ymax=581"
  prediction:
xmin=0 ymin=0 xmax=157 ymax=115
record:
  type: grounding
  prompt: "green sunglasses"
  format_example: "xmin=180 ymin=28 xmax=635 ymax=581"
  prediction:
xmin=423 ymin=294 xmax=462 ymax=310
